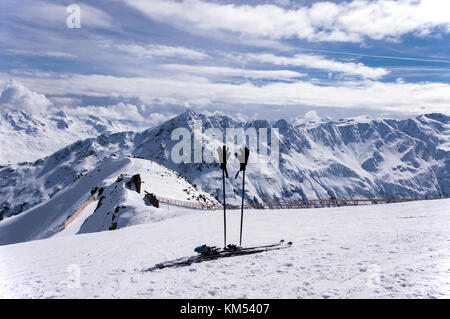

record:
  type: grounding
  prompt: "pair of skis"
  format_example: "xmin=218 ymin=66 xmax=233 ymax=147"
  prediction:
xmin=217 ymin=145 xmax=249 ymax=248
xmin=147 ymin=240 xmax=292 ymax=271
xmin=146 ymin=146 xmax=293 ymax=271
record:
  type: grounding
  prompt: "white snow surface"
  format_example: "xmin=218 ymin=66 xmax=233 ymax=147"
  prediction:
xmin=0 ymin=199 xmax=449 ymax=298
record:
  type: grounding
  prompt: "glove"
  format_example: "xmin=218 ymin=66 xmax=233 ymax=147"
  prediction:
xmin=217 ymin=145 xmax=230 ymax=178
xmin=234 ymin=147 xmax=250 ymax=179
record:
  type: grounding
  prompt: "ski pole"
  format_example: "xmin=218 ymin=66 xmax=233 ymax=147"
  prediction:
xmin=222 ymin=168 xmax=226 ymax=248
xmin=217 ymin=145 xmax=229 ymax=248
xmin=239 ymin=169 xmax=245 ymax=246
xmin=235 ymin=147 xmax=249 ymax=247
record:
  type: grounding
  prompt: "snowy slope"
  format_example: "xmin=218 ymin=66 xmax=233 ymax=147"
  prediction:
xmin=56 ymin=201 xmax=98 ymax=238
xmin=0 ymin=157 xmax=218 ymax=246
xmin=0 ymin=199 xmax=448 ymax=298
xmin=1 ymin=111 xmax=449 ymax=221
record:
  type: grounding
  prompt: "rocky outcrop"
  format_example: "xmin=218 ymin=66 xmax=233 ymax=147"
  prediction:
xmin=144 ymin=191 xmax=159 ymax=208
xmin=125 ymin=174 xmax=141 ymax=193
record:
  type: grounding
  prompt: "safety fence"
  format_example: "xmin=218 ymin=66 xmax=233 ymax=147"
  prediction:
xmin=243 ymin=198 xmax=438 ymax=209
xmin=64 ymin=193 xmax=98 ymax=228
xmin=63 ymin=193 xmax=440 ymax=227
xmin=155 ymin=195 xmax=221 ymax=210
xmin=154 ymin=196 xmax=439 ymax=211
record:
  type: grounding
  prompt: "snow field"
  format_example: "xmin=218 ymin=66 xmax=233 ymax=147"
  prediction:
xmin=0 ymin=199 xmax=449 ymax=298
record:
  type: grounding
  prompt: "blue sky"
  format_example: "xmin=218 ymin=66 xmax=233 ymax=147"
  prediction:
xmin=1 ymin=0 xmax=450 ymax=122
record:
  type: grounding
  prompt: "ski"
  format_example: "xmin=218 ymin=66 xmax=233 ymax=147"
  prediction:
xmin=241 ymin=239 xmax=288 ymax=251
xmin=146 ymin=240 xmax=292 ymax=271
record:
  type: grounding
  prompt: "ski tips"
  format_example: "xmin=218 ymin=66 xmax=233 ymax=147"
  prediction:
xmin=279 ymin=239 xmax=292 ymax=246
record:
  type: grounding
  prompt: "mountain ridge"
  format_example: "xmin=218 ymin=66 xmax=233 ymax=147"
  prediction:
xmin=0 ymin=110 xmax=449 ymax=222
xmin=0 ymin=109 xmax=158 ymax=165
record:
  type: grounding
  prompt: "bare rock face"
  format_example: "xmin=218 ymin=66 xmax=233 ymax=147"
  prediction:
xmin=144 ymin=191 xmax=159 ymax=208
xmin=126 ymin=174 xmax=141 ymax=193
xmin=109 ymin=206 xmax=126 ymax=231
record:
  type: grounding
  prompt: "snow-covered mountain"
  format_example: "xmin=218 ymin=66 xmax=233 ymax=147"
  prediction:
xmin=0 ymin=156 xmax=218 ymax=245
xmin=1 ymin=111 xmax=449 ymax=225
xmin=0 ymin=110 xmax=155 ymax=165
xmin=0 ymin=80 xmax=165 ymax=165
xmin=131 ymin=111 xmax=450 ymax=204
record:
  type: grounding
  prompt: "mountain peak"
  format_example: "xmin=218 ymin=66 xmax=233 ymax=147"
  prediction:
xmin=422 ymin=113 xmax=450 ymax=124
xmin=168 ymin=109 xmax=201 ymax=124
xmin=180 ymin=109 xmax=198 ymax=119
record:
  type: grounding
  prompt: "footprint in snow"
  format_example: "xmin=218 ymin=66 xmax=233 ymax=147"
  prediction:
xmin=208 ymin=290 xmax=217 ymax=296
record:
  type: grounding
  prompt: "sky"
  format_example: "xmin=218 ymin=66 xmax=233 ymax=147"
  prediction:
xmin=1 ymin=0 xmax=450 ymax=123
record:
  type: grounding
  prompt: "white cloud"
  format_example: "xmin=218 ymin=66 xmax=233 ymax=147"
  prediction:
xmin=63 ymin=103 xmax=174 ymax=127
xmin=0 ymin=80 xmax=52 ymax=113
xmin=80 ymin=4 xmax=114 ymax=28
xmin=123 ymin=0 xmax=450 ymax=42
xmin=22 ymin=2 xmax=112 ymax=28
xmin=247 ymin=53 xmax=390 ymax=79
xmin=10 ymin=69 xmax=54 ymax=78
xmin=6 ymin=49 xmax=78 ymax=60
xmin=162 ymin=64 xmax=306 ymax=80
xmin=64 ymin=103 xmax=144 ymax=122
xmin=272 ymin=0 xmax=291 ymax=7
xmin=292 ymin=110 xmax=322 ymax=125
xmin=49 ymin=96 xmax=82 ymax=107
xmin=7 ymin=74 xmax=450 ymax=114
xmin=304 ymin=110 xmax=321 ymax=122
xmin=117 ymin=44 xmax=208 ymax=60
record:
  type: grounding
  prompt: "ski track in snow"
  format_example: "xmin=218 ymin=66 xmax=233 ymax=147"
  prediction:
xmin=0 ymin=199 xmax=449 ymax=298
